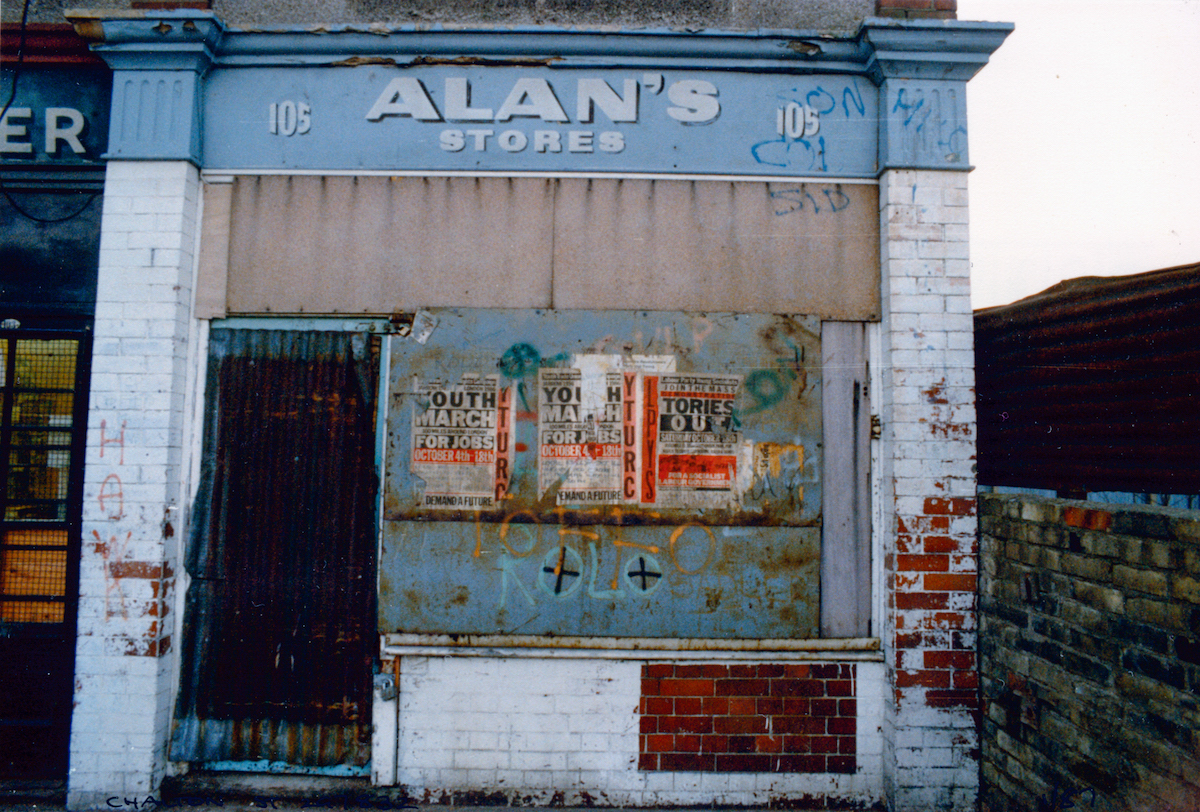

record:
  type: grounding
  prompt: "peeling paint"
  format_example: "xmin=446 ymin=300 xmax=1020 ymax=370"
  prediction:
xmin=328 ymin=55 xmax=399 ymax=67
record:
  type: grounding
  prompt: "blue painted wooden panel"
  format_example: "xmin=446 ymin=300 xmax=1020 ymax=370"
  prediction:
xmin=379 ymin=309 xmax=823 ymax=639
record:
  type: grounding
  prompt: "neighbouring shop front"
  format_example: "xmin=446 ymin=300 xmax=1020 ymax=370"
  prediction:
xmin=0 ymin=25 xmax=109 ymax=783
xmin=60 ymin=9 xmax=1008 ymax=811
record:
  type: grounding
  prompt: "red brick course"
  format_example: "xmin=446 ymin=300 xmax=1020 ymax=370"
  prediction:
xmin=638 ymin=663 xmax=857 ymax=774
xmin=890 ymin=497 xmax=980 ymax=717
xmin=1062 ymin=505 xmax=1113 ymax=531
xmin=877 ymin=0 xmax=956 ymax=9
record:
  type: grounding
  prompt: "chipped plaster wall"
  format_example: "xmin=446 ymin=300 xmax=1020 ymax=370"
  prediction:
xmin=8 ymin=0 xmax=873 ymax=33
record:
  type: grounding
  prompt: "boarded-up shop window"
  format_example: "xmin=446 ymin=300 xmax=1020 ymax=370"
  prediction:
xmin=171 ymin=330 xmax=377 ymax=767
xmin=379 ymin=310 xmax=825 ymax=641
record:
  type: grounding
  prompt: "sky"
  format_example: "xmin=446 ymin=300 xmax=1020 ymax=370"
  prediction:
xmin=955 ymin=0 xmax=1200 ymax=309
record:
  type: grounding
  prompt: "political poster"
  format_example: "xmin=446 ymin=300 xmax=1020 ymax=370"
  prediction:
xmin=412 ymin=375 xmax=508 ymax=509
xmin=537 ymin=367 xmax=625 ymax=505
xmin=643 ymin=373 xmax=741 ymax=508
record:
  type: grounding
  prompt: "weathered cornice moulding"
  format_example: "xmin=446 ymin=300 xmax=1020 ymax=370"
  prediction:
xmin=66 ymin=8 xmax=1011 ymax=80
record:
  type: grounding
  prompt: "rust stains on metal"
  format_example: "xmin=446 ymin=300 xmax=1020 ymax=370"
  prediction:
xmin=976 ymin=261 xmax=1200 ymax=494
xmin=68 ymin=20 xmax=106 ymax=43
xmin=299 ymin=23 xmax=396 ymax=36
xmin=172 ymin=330 xmax=378 ymax=767
xmin=382 ymin=503 xmax=820 ymax=528
xmin=378 ymin=310 xmax=823 ymax=640
xmin=785 ymin=40 xmax=823 ymax=56
xmin=382 ymin=633 xmax=881 ymax=653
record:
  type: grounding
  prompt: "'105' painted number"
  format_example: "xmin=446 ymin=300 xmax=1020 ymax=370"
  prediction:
xmin=776 ymin=102 xmax=819 ymax=140
xmin=268 ymin=101 xmax=311 ymax=136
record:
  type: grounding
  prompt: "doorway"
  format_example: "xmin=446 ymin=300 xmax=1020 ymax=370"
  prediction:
xmin=0 ymin=327 xmax=91 ymax=779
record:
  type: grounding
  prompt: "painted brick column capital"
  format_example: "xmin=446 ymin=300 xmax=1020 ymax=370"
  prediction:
xmin=67 ymin=11 xmax=225 ymax=163
xmin=859 ymin=19 xmax=1010 ymax=172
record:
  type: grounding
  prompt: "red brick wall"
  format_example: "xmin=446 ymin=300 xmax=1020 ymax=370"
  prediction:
xmin=0 ymin=24 xmax=105 ymax=64
xmin=638 ymin=663 xmax=857 ymax=773
xmin=890 ymin=497 xmax=979 ymax=713
xmin=875 ymin=0 xmax=957 ymax=19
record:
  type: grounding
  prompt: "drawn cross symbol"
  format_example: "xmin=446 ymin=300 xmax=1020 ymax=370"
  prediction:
xmin=627 ymin=556 xmax=663 ymax=592
xmin=542 ymin=546 xmax=582 ymax=595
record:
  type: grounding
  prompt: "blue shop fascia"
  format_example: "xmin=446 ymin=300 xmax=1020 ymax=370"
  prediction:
xmin=72 ymin=11 xmax=1009 ymax=174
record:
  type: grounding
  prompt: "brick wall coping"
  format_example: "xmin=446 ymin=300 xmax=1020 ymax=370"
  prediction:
xmin=980 ymin=491 xmax=1200 ymax=541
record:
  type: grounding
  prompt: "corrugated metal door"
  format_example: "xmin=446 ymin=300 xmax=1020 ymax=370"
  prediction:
xmin=0 ymin=328 xmax=90 ymax=779
xmin=171 ymin=330 xmax=378 ymax=768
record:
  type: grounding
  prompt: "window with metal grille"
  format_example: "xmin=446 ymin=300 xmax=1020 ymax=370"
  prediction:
xmin=0 ymin=335 xmax=87 ymax=625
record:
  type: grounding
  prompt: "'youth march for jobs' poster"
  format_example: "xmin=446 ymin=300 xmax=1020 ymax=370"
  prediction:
xmin=411 ymin=375 xmax=511 ymax=509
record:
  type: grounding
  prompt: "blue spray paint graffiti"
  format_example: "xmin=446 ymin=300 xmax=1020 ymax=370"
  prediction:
xmin=498 ymin=342 xmax=571 ymax=411
xmin=750 ymin=80 xmax=867 ymax=170
xmin=768 ymin=187 xmax=852 ymax=217
xmin=891 ymin=85 xmax=966 ymax=163
xmin=751 ymin=134 xmax=828 ymax=171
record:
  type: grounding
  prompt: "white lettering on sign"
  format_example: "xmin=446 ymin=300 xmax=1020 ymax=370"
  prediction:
xmin=576 ymin=78 xmax=639 ymax=123
xmin=598 ymin=131 xmax=624 ymax=153
xmin=494 ymin=78 xmax=569 ymax=123
xmin=665 ymin=80 xmax=720 ymax=124
xmin=567 ymin=130 xmax=593 ymax=153
xmin=534 ymin=130 xmax=560 ymax=152
xmin=1 ymin=108 xmax=34 ymax=154
xmin=439 ymin=128 xmax=625 ymax=154
xmin=444 ymin=76 xmax=493 ymax=121
xmin=439 ymin=129 xmax=465 ymax=151
xmin=499 ymin=130 xmax=527 ymax=152
xmin=1 ymin=107 xmax=90 ymax=156
xmin=45 ymin=108 xmax=85 ymax=154
xmin=364 ymin=75 xmax=721 ymax=126
xmin=466 ymin=129 xmax=493 ymax=150
xmin=363 ymin=74 xmax=717 ymax=159
xmin=268 ymin=101 xmax=312 ymax=136
xmin=366 ymin=77 xmax=442 ymax=121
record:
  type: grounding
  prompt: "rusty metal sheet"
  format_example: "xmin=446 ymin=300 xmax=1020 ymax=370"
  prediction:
xmin=380 ymin=309 xmax=821 ymax=639
xmin=172 ymin=330 xmax=377 ymax=767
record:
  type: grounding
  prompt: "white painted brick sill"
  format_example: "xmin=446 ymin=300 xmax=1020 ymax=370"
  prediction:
xmin=382 ymin=634 xmax=884 ymax=661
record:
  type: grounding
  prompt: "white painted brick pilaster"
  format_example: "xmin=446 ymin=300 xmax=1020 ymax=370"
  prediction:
xmin=878 ymin=169 xmax=980 ymax=812
xmin=68 ymin=161 xmax=200 ymax=811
